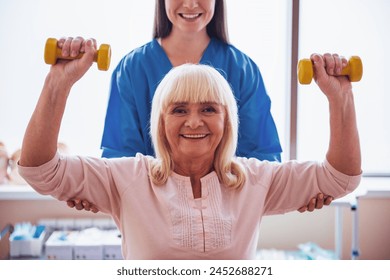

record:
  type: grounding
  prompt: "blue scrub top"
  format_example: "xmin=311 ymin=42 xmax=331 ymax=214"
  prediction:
xmin=101 ymin=38 xmax=282 ymax=161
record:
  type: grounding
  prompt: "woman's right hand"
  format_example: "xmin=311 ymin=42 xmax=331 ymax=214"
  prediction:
xmin=49 ymin=37 xmax=97 ymax=88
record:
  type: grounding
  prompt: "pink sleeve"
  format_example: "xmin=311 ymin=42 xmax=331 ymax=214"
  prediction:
xmin=243 ymin=158 xmax=361 ymax=215
xmin=18 ymin=152 xmax=149 ymax=221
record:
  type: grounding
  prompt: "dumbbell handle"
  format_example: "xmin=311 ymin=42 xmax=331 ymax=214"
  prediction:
xmin=44 ymin=38 xmax=111 ymax=71
xmin=298 ymin=56 xmax=363 ymax=84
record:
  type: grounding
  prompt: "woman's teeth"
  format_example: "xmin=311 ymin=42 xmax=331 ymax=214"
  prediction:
xmin=182 ymin=134 xmax=207 ymax=139
xmin=180 ymin=13 xmax=201 ymax=19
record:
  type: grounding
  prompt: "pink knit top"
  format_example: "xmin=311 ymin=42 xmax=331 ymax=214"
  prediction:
xmin=18 ymin=153 xmax=361 ymax=259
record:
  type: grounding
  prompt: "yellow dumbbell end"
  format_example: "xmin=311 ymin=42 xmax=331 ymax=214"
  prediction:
xmin=96 ymin=44 xmax=111 ymax=71
xmin=44 ymin=38 xmax=58 ymax=65
xmin=347 ymin=56 xmax=363 ymax=82
xmin=297 ymin=59 xmax=313 ymax=84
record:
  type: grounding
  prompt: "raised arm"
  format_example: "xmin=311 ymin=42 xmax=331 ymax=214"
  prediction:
xmin=19 ymin=37 xmax=96 ymax=167
xmin=312 ymin=53 xmax=361 ymax=176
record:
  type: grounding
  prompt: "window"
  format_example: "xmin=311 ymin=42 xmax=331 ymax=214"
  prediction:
xmin=0 ymin=0 xmax=290 ymax=159
xmin=297 ymin=0 xmax=390 ymax=175
xmin=227 ymin=0 xmax=291 ymax=161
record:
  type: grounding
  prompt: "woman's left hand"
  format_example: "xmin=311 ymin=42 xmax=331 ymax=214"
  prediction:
xmin=297 ymin=193 xmax=333 ymax=213
xmin=311 ymin=53 xmax=352 ymax=100
xmin=67 ymin=198 xmax=99 ymax=213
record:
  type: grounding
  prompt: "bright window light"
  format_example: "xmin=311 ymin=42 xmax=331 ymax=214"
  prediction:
xmin=298 ymin=0 xmax=390 ymax=175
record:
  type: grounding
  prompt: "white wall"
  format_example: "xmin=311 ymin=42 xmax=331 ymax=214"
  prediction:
xmin=0 ymin=0 xmax=154 ymax=157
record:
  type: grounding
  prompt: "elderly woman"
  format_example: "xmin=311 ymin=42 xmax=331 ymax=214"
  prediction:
xmin=18 ymin=39 xmax=361 ymax=259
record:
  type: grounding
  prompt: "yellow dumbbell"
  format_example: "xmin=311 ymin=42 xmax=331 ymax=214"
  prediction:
xmin=298 ymin=56 xmax=363 ymax=84
xmin=44 ymin=38 xmax=111 ymax=71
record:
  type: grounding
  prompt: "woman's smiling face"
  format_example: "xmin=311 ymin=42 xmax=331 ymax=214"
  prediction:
xmin=165 ymin=0 xmax=216 ymax=34
xmin=163 ymin=101 xmax=225 ymax=163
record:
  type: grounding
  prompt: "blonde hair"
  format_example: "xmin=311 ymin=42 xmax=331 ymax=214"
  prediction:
xmin=149 ymin=64 xmax=246 ymax=189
